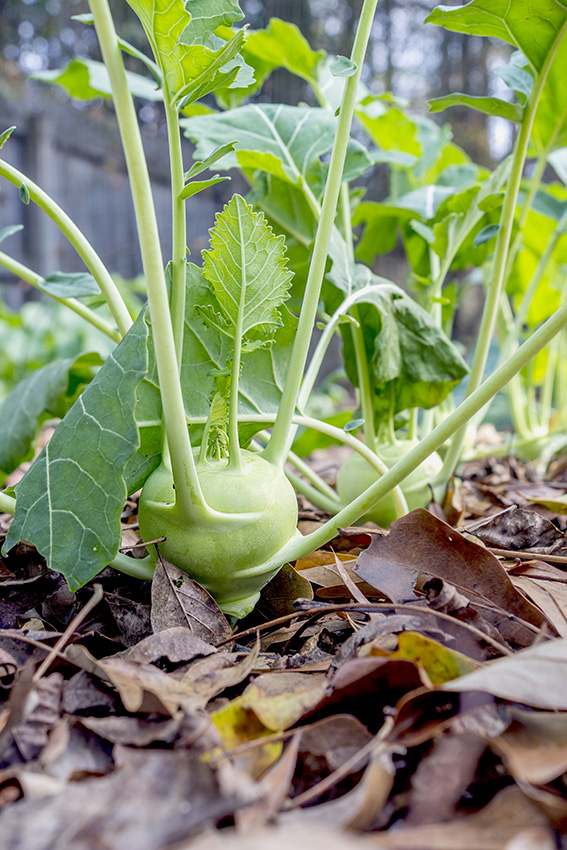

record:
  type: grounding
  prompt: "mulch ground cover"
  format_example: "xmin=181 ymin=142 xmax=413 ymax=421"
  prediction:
xmin=1 ymin=449 xmax=567 ymax=850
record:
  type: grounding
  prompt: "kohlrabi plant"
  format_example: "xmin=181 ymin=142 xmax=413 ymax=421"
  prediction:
xmin=1 ymin=0 xmax=567 ymax=618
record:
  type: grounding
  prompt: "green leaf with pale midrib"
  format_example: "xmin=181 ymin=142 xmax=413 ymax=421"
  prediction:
xmin=3 ymin=315 xmax=149 ymax=590
xmin=426 ymin=0 xmax=567 ymax=73
xmin=32 ymin=58 xmax=163 ymax=103
xmin=181 ymin=104 xmax=374 ymax=193
xmin=125 ymin=0 xmax=248 ymax=101
xmin=201 ymin=194 xmax=292 ymax=344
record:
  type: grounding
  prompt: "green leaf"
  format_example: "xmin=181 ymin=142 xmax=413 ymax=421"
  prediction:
xmin=338 ymin=282 xmax=469 ymax=421
xmin=179 ymin=175 xmax=230 ymax=200
xmin=201 ymin=194 xmax=292 ymax=343
xmin=474 ymin=223 xmax=500 ymax=247
xmin=493 ymin=51 xmax=534 ymax=100
xmin=33 ymin=58 xmax=163 ymax=102
xmin=184 ymin=141 xmax=238 ymax=180
xmin=182 ymin=104 xmax=373 ymax=193
xmin=531 ymin=37 xmax=567 ymax=155
xmin=429 ymin=93 xmax=523 ymax=123
xmin=330 ymin=56 xmax=357 ymax=77
xmin=0 ymin=126 xmax=16 ymax=150
xmin=425 ymin=1 xmax=567 ymax=73
xmin=180 ymin=0 xmax=244 ymax=46
xmin=549 ymin=148 xmax=567 ymax=184
xmin=3 ymin=316 xmax=149 ymax=590
xmin=240 ymin=17 xmax=325 ymax=91
xmin=0 ymin=356 xmax=96 ymax=476
xmin=19 ymin=184 xmax=30 ymax=205
xmin=36 ymin=272 xmax=100 ymax=299
xmin=125 ymin=0 xmax=248 ymax=102
xmin=355 ymin=98 xmax=470 ymax=185
xmin=0 ymin=224 xmax=23 ymax=246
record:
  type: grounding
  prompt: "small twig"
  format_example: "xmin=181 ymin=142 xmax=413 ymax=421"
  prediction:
xmin=283 ymin=716 xmax=395 ymax=810
xmin=219 ymin=601 xmax=514 ymax=656
xmin=456 ymin=505 xmax=517 ymax=532
xmin=119 ymin=535 xmax=165 ymax=552
xmin=32 ymin=584 xmax=104 ymax=682
xmin=488 ymin=547 xmax=567 ymax=565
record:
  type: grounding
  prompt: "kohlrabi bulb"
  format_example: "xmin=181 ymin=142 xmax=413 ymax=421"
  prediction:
xmin=336 ymin=440 xmax=443 ymax=528
xmin=138 ymin=451 xmax=298 ymax=619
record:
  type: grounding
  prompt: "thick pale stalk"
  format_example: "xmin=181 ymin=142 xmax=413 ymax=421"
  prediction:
xmin=0 ymin=159 xmax=131 ymax=337
xmin=88 ymin=0 xmax=209 ymax=521
xmin=164 ymin=96 xmax=187 ymax=366
xmin=0 ymin=251 xmax=121 ymax=343
xmin=439 ymin=21 xmax=567 ymax=484
xmin=262 ymin=0 xmax=379 ymax=469
xmin=256 ymin=293 xmax=567 ymax=572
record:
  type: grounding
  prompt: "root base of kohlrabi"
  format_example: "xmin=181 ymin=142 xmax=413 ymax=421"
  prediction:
xmin=336 ymin=440 xmax=443 ymax=528
xmin=138 ymin=451 xmax=298 ymax=618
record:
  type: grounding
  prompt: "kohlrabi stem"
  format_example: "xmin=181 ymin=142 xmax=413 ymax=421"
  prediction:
xmin=88 ymin=0 xmax=210 ymax=522
xmin=0 ymin=250 xmax=121 ymax=343
xmin=512 ymin=205 xmax=567 ymax=340
xmin=339 ymin=183 xmax=377 ymax=450
xmin=437 ymin=23 xmax=567 ymax=486
xmin=284 ymin=469 xmax=343 ymax=515
xmin=0 ymin=159 xmax=131 ymax=337
xmin=0 ymin=491 xmax=16 ymax=515
xmin=262 ymin=291 xmax=567 ymax=570
xmin=255 ymin=431 xmax=340 ymax=503
xmin=109 ymin=552 xmax=155 ymax=580
xmin=164 ymin=96 xmax=187 ymax=367
xmin=540 ymin=275 xmax=567 ymax=429
xmin=262 ymin=0 xmax=379 ymax=470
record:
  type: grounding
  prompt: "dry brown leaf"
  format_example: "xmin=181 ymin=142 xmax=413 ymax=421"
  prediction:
xmin=115 ymin=626 xmax=217 ymax=665
xmin=362 ymin=786 xmax=554 ymax=849
xmin=66 ymin=644 xmax=208 ymax=716
xmin=257 ymin=564 xmax=313 ymax=620
xmin=507 ymin=561 xmax=567 ymax=637
xmin=354 ymin=509 xmax=548 ymax=645
xmin=405 ymin=731 xmax=486 ymax=825
xmin=151 ymin=557 xmax=233 ymax=646
xmin=12 ymin=673 xmax=63 ymax=761
xmin=0 ymin=747 xmax=254 ymax=850
xmin=442 ymin=636 xmax=567 ymax=709
xmin=492 ymin=707 xmax=567 ymax=786
xmin=237 ymin=734 xmax=301 ymax=831
xmin=176 ymin=641 xmax=260 ymax=708
xmin=472 ymin=506 xmax=567 ymax=554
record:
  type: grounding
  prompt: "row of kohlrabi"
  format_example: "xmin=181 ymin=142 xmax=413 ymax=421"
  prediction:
xmin=0 ymin=0 xmax=566 ymax=618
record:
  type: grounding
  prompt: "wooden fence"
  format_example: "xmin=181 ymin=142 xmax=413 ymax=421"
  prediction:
xmin=0 ymin=84 xmax=230 ymax=308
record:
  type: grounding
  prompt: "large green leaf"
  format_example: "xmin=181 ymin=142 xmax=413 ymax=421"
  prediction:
xmin=429 ymin=94 xmax=523 ymax=123
xmin=355 ymin=98 xmax=469 ymax=188
xmin=0 ymin=355 xmax=100 ymax=478
xmin=201 ymin=195 xmax=292 ymax=343
xmin=33 ymin=58 xmax=162 ymax=102
xmin=426 ymin=0 xmax=567 ymax=73
xmin=3 ymin=316 xmax=149 ymax=590
xmin=181 ymin=104 xmax=374 ymax=194
xmin=180 ymin=264 xmax=295 ymax=421
xmin=531 ymin=37 xmax=567 ymax=155
xmin=331 ymin=279 xmax=469 ymax=421
xmin=125 ymin=0 xmax=249 ymax=102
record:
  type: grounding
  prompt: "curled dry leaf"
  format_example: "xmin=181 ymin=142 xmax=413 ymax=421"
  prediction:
xmin=151 ymin=557 xmax=233 ymax=647
xmin=471 ymin=506 xmax=567 ymax=555
xmin=12 ymin=673 xmax=63 ymax=762
xmin=354 ymin=510 xmax=549 ymax=646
